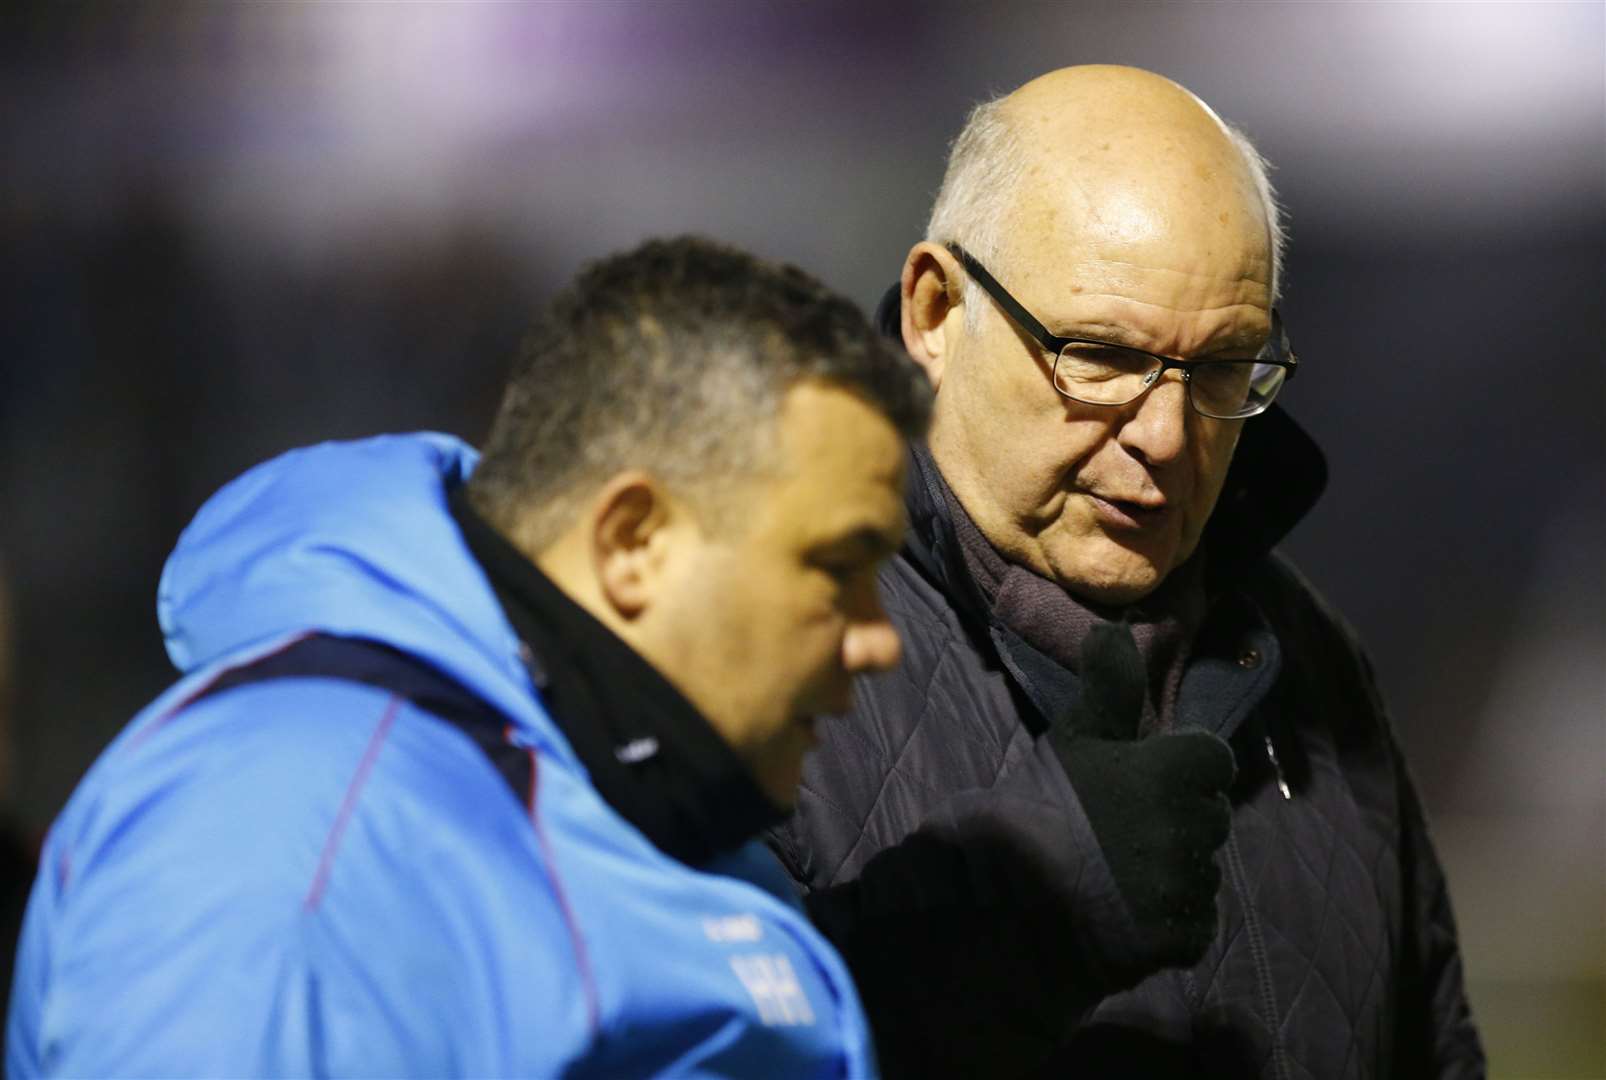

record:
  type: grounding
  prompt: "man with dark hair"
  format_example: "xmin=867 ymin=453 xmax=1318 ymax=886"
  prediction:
xmin=9 ymin=236 xmax=929 ymax=1077
xmin=769 ymin=66 xmax=1484 ymax=1077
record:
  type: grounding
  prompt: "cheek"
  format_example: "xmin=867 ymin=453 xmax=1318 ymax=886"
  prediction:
xmin=1190 ymin=423 xmax=1242 ymax=498
xmin=782 ymin=588 xmax=851 ymax=668
xmin=951 ymin=334 xmax=1058 ymax=442
xmin=776 ymin=573 xmax=862 ymax=676
xmin=955 ymin=372 xmax=1110 ymax=504
xmin=726 ymin=568 xmax=844 ymax=695
xmin=1179 ymin=424 xmax=1243 ymax=538
xmin=1010 ymin=439 xmax=1101 ymax=525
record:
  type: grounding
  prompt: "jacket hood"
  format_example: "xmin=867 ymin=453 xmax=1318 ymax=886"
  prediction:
xmin=156 ymin=432 xmax=561 ymax=755
xmin=873 ymin=281 xmax=1327 ymax=568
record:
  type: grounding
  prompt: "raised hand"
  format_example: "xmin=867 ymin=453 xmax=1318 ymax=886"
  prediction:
xmin=1050 ymin=620 xmax=1237 ymax=970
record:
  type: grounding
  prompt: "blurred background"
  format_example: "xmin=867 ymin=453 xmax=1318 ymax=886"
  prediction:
xmin=1 ymin=2 xmax=1601 ymax=1074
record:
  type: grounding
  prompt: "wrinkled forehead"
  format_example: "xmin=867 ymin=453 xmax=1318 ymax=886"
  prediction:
xmin=1000 ymin=169 xmax=1274 ymax=324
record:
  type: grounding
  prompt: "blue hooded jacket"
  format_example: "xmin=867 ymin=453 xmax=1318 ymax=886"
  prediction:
xmin=7 ymin=433 xmax=876 ymax=1078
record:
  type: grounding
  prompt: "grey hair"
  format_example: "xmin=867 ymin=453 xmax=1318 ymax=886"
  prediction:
xmin=1224 ymin=121 xmax=1287 ymax=303
xmin=924 ymin=94 xmax=1286 ymax=330
xmin=924 ymin=97 xmax=1029 ymax=333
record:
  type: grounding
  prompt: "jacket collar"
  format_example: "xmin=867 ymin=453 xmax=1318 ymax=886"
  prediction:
xmin=448 ymin=487 xmax=783 ymax=866
xmin=904 ymin=443 xmax=1288 ymax=744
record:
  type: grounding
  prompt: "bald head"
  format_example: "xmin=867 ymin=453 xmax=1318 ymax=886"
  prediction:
xmin=927 ymin=65 xmax=1282 ymax=310
xmin=1005 ymin=64 xmax=1239 ymax=150
xmin=907 ymin=66 xmax=1289 ymax=603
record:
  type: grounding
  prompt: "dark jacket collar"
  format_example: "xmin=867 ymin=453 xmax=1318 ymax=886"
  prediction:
xmin=874 ymin=280 xmax=1328 ymax=589
xmin=448 ymin=487 xmax=782 ymax=866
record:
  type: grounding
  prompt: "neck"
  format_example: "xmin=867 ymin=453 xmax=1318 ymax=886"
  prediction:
xmin=449 ymin=486 xmax=782 ymax=864
xmin=917 ymin=445 xmax=1209 ymax=734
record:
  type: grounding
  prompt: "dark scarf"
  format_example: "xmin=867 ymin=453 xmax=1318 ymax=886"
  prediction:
xmin=918 ymin=447 xmax=1208 ymax=734
xmin=448 ymin=487 xmax=782 ymax=866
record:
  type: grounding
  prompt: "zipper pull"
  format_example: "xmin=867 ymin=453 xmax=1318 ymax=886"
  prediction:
xmin=1264 ymin=734 xmax=1292 ymax=800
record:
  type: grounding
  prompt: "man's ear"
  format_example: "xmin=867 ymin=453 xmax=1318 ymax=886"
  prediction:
xmin=588 ymin=471 xmax=679 ymax=620
xmin=901 ymin=241 xmax=964 ymax=391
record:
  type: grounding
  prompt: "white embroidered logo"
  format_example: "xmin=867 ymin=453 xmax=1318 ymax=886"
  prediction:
xmin=702 ymin=914 xmax=763 ymax=943
xmin=729 ymin=954 xmax=817 ymax=1027
xmin=614 ymin=737 xmax=660 ymax=764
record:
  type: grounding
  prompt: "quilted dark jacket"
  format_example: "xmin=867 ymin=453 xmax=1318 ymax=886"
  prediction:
xmin=768 ymin=401 xmax=1485 ymax=1079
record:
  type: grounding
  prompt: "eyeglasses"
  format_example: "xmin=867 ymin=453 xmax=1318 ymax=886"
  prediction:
xmin=946 ymin=243 xmax=1297 ymax=420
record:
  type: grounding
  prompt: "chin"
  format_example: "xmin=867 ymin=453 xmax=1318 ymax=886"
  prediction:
xmin=755 ymin=754 xmax=808 ymax=812
xmin=758 ymin=780 xmax=798 ymax=813
xmin=1070 ymin=576 xmax=1161 ymax=608
xmin=1048 ymin=541 xmax=1175 ymax=607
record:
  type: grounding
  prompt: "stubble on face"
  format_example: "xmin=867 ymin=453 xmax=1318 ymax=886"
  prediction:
xmin=657 ymin=381 xmax=908 ymax=807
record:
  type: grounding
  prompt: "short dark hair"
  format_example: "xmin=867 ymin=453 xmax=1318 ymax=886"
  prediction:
xmin=468 ymin=235 xmax=931 ymax=548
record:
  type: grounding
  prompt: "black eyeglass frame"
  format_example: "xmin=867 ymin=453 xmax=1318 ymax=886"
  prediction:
xmin=945 ymin=242 xmax=1298 ymax=420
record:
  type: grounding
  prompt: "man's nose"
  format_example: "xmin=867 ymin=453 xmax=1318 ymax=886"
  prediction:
xmin=1116 ymin=370 xmax=1190 ymax=466
xmin=842 ymin=616 xmax=902 ymax=675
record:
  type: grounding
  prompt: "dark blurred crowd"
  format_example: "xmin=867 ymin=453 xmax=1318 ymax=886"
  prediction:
xmin=0 ymin=191 xmax=546 ymax=1015
xmin=1 ymin=192 xmax=545 ymax=824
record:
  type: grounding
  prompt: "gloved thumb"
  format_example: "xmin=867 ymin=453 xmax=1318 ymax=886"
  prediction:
xmin=1070 ymin=620 xmax=1145 ymax=741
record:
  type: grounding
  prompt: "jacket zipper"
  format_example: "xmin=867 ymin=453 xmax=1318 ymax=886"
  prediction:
xmin=1264 ymin=734 xmax=1292 ymax=800
xmin=1224 ymin=831 xmax=1288 ymax=1080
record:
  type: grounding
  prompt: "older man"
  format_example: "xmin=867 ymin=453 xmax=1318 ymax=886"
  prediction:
xmin=9 ymin=237 xmax=928 ymax=1077
xmin=770 ymin=67 xmax=1484 ymax=1077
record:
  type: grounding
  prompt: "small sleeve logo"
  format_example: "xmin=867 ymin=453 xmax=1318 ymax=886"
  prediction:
xmin=729 ymin=954 xmax=817 ymax=1027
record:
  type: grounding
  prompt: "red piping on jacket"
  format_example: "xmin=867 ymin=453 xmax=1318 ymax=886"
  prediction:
xmin=515 ymin=730 xmax=601 ymax=1038
xmin=303 ymin=695 xmax=400 ymax=911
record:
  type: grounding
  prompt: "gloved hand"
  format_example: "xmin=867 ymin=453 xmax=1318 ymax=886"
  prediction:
xmin=1050 ymin=620 xmax=1236 ymax=973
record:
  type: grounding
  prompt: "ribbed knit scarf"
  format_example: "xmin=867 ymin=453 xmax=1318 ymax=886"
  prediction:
xmin=926 ymin=449 xmax=1208 ymax=735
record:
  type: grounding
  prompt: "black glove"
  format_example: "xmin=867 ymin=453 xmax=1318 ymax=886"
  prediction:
xmin=1051 ymin=620 xmax=1236 ymax=975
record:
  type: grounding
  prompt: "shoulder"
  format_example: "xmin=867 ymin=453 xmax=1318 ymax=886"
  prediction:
xmin=778 ymin=554 xmax=1038 ymax=887
xmin=1245 ymin=552 xmax=1381 ymax=702
xmin=866 ymin=551 xmax=997 ymax=718
xmin=879 ymin=549 xmax=969 ymax=651
xmin=51 ymin=675 xmax=541 ymax=939
xmin=1238 ymin=553 xmax=1404 ymax=791
xmin=114 ymin=673 xmax=516 ymax=814
xmin=1248 ymin=550 xmax=1354 ymax=634
xmin=24 ymin=676 xmax=591 ymax=1074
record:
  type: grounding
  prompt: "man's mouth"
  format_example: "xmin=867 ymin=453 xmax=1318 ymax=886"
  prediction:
xmin=1086 ymin=492 xmax=1170 ymax=530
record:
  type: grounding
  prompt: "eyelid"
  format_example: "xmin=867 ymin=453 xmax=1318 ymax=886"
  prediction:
xmin=1059 ymin=339 xmax=1167 ymax=363
xmin=1063 ymin=338 xmax=1264 ymax=363
xmin=818 ymin=527 xmax=898 ymax=559
xmin=1056 ymin=332 xmax=1145 ymax=351
xmin=817 ymin=561 xmax=875 ymax=593
xmin=810 ymin=549 xmax=870 ymax=574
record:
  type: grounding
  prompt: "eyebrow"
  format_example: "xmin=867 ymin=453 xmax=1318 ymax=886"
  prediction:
xmin=1056 ymin=320 xmax=1268 ymax=357
xmin=1056 ymin=322 xmax=1150 ymax=349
